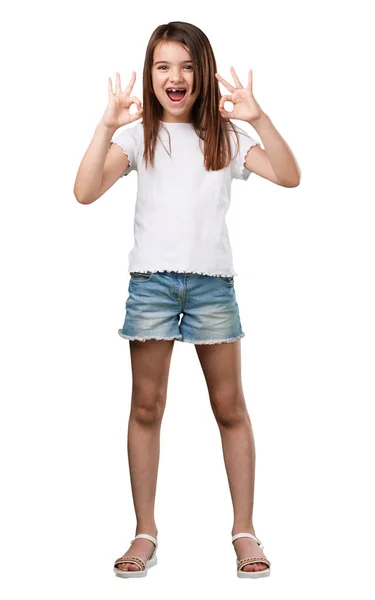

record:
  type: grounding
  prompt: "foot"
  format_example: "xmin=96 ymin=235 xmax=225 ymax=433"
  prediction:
xmin=115 ymin=535 xmax=157 ymax=572
xmin=232 ymin=533 xmax=269 ymax=573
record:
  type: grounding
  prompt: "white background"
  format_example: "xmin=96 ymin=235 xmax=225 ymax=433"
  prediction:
xmin=1 ymin=0 xmax=374 ymax=597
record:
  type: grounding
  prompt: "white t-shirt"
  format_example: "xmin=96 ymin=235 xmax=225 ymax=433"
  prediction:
xmin=110 ymin=121 xmax=261 ymax=277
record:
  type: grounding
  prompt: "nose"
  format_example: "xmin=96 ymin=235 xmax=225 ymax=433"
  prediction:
xmin=169 ymin=70 xmax=184 ymax=84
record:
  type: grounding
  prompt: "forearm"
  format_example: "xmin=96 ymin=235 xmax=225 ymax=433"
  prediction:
xmin=73 ymin=118 xmax=117 ymax=204
xmin=249 ymin=113 xmax=301 ymax=186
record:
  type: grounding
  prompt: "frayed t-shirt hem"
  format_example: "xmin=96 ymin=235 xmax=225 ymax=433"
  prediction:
xmin=128 ymin=268 xmax=238 ymax=277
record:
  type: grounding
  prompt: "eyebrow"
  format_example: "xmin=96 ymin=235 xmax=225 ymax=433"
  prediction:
xmin=154 ymin=60 xmax=193 ymax=65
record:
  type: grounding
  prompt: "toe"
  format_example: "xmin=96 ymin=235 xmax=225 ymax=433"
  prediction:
xmin=242 ymin=562 xmax=268 ymax=572
xmin=117 ymin=562 xmax=140 ymax=571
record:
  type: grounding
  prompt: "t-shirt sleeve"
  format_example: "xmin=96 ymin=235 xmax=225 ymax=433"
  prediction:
xmin=230 ymin=123 xmax=262 ymax=181
xmin=109 ymin=123 xmax=141 ymax=177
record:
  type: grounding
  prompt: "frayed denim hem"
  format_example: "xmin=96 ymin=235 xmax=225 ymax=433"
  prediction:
xmin=117 ymin=331 xmax=245 ymax=344
xmin=118 ymin=331 xmax=182 ymax=342
xmin=181 ymin=332 xmax=245 ymax=345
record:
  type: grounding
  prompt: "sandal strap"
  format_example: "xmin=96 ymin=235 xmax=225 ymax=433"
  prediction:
xmin=237 ymin=557 xmax=271 ymax=571
xmin=114 ymin=556 xmax=145 ymax=571
xmin=232 ymin=532 xmax=264 ymax=549
xmin=130 ymin=533 xmax=158 ymax=549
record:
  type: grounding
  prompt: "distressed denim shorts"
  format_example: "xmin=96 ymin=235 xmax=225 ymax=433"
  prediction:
xmin=118 ymin=271 xmax=245 ymax=344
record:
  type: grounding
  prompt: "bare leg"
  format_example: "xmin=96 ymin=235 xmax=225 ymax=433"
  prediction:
xmin=116 ymin=339 xmax=175 ymax=572
xmin=195 ymin=340 xmax=268 ymax=572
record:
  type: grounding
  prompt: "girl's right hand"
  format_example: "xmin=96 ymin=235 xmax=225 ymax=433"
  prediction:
xmin=102 ymin=71 xmax=143 ymax=129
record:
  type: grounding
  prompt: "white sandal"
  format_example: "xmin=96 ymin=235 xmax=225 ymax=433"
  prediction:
xmin=114 ymin=533 xmax=158 ymax=578
xmin=232 ymin=532 xmax=271 ymax=578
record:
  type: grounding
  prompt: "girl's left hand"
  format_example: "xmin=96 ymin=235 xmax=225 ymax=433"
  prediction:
xmin=215 ymin=67 xmax=264 ymax=124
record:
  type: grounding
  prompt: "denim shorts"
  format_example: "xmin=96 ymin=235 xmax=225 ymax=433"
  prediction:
xmin=118 ymin=271 xmax=245 ymax=344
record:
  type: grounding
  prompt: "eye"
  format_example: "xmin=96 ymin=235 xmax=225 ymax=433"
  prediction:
xmin=157 ymin=65 xmax=193 ymax=70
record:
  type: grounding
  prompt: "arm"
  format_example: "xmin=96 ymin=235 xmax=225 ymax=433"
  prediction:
xmin=245 ymin=113 xmax=301 ymax=188
xmin=73 ymin=118 xmax=118 ymax=204
xmin=215 ymin=67 xmax=301 ymax=187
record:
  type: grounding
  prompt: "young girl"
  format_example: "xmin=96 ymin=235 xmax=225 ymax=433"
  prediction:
xmin=74 ymin=21 xmax=300 ymax=579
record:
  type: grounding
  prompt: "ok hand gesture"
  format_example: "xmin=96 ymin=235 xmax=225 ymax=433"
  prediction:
xmin=215 ymin=67 xmax=264 ymax=124
xmin=102 ymin=72 xmax=143 ymax=129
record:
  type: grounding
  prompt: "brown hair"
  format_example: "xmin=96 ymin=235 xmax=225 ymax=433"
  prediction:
xmin=141 ymin=21 xmax=241 ymax=171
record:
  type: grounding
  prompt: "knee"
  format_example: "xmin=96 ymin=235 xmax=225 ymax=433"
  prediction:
xmin=131 ymin=388 xmax=166 ymax=425
xmin=211 ymin=392 xmax=248 ymax=427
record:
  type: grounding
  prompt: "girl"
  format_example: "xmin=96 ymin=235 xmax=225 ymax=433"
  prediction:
xmin=74 ymin=21 xmax=301 ymax=579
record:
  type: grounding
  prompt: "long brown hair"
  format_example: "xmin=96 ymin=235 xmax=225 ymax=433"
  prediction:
xmin=141 ymin=21 xmax=241 ymax=171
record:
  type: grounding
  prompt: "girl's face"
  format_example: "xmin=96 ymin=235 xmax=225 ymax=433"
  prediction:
xmin=151 ymin=41 xmax=198 ymax=123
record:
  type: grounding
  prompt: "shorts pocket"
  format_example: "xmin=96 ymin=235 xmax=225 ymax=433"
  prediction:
xmin=130 ymin=272 xmax=153 ymax=283
xmin=218 ymin=275 xmax=234 ymax=286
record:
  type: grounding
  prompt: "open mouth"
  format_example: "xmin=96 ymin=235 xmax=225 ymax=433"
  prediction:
xmin=165 ymin=88 xmax=187 ymax=103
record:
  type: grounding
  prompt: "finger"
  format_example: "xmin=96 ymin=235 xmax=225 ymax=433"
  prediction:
xmin=219 ymin=102 xmax=234 ymax=115
xmin=218 ymin=106 xmax=230 ymax=119
xmin=219 ymin=94 xmax=233 ymax=109
xmin=124 ymin=71 xmax=136 ymax=96
xmin=215 ymin=72 xmax=236 ymax=93
xmin=230 ymin=66 xmax=244 ymax=88
xmin=108 ymin=77 xmax=113 ymax=98
xmin=129 ymin=96 xmax=143 ymax=110
xmin=129 ymin=107 xmax=143 ymax=122
xmin=247 ymin=69 xmax=253 ymax=92
xmin=128 ymin=96 xmax=142 ymax=110
xmin=115 ymin=72 xmax=122 ymax=95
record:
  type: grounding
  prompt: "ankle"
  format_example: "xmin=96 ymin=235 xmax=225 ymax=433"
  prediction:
xmin=232 ymin=524 xmax=255 ymax=537
xmin=135 ymin=525 xmax=158 ymax=538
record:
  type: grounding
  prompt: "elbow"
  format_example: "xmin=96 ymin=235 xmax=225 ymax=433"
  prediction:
xmin=73 ymin=185 xmax=84 ymax=204
xmin=74 ymin=189 xmax=92 ymax=204
xmin=285 ymin=173 xmax=302 ymax=188
xmin=283 ymin=165 xmax=301 ymax=188
xmin=287 ymin=179 xmax=301 ymax=188
xmin=294 ymin=174 xmax=302 ymax=187
xmin=292 ymin=168 xmax=302 ymax=187
xmin=73 ymin=179 xmax=93 ymax=204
